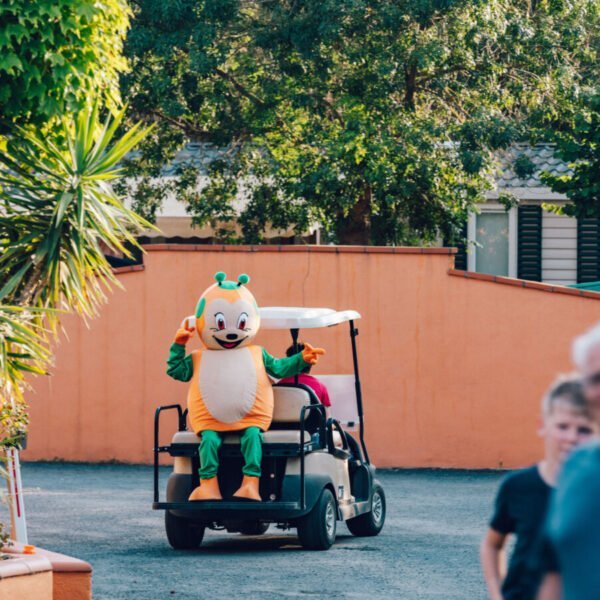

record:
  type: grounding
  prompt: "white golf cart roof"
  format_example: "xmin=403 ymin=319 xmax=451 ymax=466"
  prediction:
xmin=259 ymin=307 xmax=361 ymax=329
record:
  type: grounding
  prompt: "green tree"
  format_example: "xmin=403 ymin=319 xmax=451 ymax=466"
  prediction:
xmin=0 ymin=0 xmax=143 ymax=427
xmin=0 ymin=1 xmax=152 ymax=543
xmin=0 ymin=0 xmax=131 ymax=130
xmin=0 ymin=101 xmax=152 ymax=542
xmin=121 ymin=0 xmax=597 ymax=244
xmin=522 ymin=0 xmax=599 ymax=218
xmin=541 ymin=92 xmax=600 ymax=218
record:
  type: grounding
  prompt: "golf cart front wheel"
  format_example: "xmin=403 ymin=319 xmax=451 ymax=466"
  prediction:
xmin=165 ymin=511 xmax=205 ymax=550
xmin=346 ymin=483 xmax=386 ymax=537
xmin=297 ymin=488 xmax=337 ymax=550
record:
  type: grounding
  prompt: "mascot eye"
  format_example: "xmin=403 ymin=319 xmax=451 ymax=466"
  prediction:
xmin=215 ymin=313 xmax=226 ymax=330
xmin=237 ymin=312 xmax=249 ymax=330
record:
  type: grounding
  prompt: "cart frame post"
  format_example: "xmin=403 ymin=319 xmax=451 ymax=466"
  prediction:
xmin=349 ymin=320 xmax=370 ymax=464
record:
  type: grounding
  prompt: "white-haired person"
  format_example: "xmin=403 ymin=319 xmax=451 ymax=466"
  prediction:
xmin=537 ymin=323 xmax=600 ymax=600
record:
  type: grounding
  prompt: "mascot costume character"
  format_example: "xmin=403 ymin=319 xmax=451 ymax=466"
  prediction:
xmin=166 ymin=272 xmax=325 ymax=501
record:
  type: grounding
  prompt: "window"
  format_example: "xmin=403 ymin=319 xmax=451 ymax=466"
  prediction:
xmin=467 ymin=204 xmax=517 ymax=277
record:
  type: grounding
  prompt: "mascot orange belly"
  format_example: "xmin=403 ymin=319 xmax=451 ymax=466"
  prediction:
xmin=188 ymin=345 xmax=273 ymax=433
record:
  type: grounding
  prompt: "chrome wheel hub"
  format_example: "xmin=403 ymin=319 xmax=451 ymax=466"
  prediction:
xmin=372 ymin=491 xmax=383 ymax=524
xmin=325 ymin=500 xmax=336 ymax=538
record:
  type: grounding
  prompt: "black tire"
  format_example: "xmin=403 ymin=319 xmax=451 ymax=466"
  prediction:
xmin=165 ymin=511 xmax=205 ymax=550
xmin=346 ymin=483 xmax=386 ymax=537
xmin=238 ymin=521 xmax=270 ymax=535
xmin=297 ymin=488 xmax=337 ymax=550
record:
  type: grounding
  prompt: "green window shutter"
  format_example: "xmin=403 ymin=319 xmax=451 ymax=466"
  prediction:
xmin=577 ymin=217 xmax=600 ymax=283
xmin=444 ymin=222 xmax=468 ymax=270
xmin=517 ymin=205 xmax=542 ymax=281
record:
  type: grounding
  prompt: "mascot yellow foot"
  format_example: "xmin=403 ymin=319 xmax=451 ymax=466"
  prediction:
xmin=188 ymin=477 xmax=222 ymax=501
xmin=233 ymin=476 xmax=262 ymax=501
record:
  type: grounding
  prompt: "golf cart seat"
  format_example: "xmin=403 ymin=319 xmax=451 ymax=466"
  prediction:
xmin=172 ymin=429 xmax=311 ymax=445
xmin=170 ymin=383 xmax=339 ymax=449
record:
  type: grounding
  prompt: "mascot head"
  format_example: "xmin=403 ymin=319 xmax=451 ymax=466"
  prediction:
xmin=194 ymin=272 xmax=260 ymax=350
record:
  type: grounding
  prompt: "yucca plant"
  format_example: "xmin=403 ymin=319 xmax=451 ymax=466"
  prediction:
xmin=0 ymin=102 xmax=155 ymax=542
xmin=0 ymin=306 xmax=45 ymax=544
xmin=0 ymin=100 xmax=155 ymax=422
xmin=0 ymin=102 xmax=153 ymax=318
xmin=0 ymin=306 xmax=50 ymax=398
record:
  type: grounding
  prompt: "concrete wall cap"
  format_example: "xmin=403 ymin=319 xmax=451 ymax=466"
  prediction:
xmin=111 ymin=265 xmax=145 ymax=275
xmin=448 ymin=269 xmax=600 ymax=300
xmin=142 ymin=244 xmax=458 ymax=255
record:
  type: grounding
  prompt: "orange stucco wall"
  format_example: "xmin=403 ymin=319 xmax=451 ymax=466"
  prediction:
xmin=22 ymin=246 xmax=600 ymax=469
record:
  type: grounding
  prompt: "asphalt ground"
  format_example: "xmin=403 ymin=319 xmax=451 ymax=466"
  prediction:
xmin=1 ymin=463 xmax=504 ymax=599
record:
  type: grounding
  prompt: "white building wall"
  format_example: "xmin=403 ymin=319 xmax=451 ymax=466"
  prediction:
xmin=541 ymin=211 xmax=577 ymax=285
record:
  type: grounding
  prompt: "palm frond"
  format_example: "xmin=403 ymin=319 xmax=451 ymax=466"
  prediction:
xmin=0 ymin=305 xmax=51 ymax=404
xmin=0 ymin=101 xmax=157 ymax=323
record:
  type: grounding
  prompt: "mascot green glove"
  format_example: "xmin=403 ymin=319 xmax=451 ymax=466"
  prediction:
xmin=166 ymin=272 xmax=325 ymax=501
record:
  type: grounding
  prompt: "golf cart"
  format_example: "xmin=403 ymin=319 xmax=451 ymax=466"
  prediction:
xmin=153 ymin=307 xmax=385 ymax=550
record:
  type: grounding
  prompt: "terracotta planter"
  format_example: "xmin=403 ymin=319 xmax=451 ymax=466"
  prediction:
xmin=0 ymin=550 xmax=52 ymax=599
xmin=0 ymin=542 xmax=91 ymax=600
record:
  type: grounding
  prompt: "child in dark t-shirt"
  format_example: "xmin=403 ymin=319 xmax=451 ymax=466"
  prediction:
xmin=480 ymin=375 xmax=595 ymax=600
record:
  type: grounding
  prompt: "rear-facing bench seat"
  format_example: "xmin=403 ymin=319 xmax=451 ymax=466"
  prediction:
xmin=168 ymin=429 xmax=317 ymax=458
xmin=168 ymin=384 xmax=328 ymax=457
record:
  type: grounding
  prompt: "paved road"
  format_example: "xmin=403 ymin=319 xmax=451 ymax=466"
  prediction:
xmin=2 ymin=463 xmax=503 ymax=599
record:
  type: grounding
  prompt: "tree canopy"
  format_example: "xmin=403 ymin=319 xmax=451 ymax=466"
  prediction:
xmin=0 ymin=2 xmax=150 ymax=475
xmin=541 ymin=92 xmax=600 ymax=219
xmin=121 ymin=0 xmax=598 ymax=244
xmin=0 ymin=0 xmax=153 ymax=545
xmin=0 ymin=0 xmax=131 ymax=130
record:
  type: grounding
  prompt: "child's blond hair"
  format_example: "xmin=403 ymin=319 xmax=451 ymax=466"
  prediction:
xmin=542 ymin=374 xmax=590 ymax=418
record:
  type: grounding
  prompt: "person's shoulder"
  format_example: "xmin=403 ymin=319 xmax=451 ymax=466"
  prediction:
xmin=574 ymin=438 xmax=600 ymax=458
xmin=490 ymin=468 xmax=539 ymax=532
xmin=498 ymin=465 xmax=540 ymax=493
xmin=555 ymin=441 xmax=600 ymax=511
xmin=563 ymin=440 xmax=600 ymax=475
xmin=303 ymin=375 xmax=328 ymax=392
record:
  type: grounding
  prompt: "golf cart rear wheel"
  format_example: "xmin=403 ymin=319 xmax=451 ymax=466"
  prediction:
xmin=297 ymin=488 xmax=337 ymax=550
xmin=238 ymin=521 xmax=270 ymax=535
xmin=346 ymin=483 xmax=386 ymax=537
xmin=165 ymin=511 xmax=205 ymax=550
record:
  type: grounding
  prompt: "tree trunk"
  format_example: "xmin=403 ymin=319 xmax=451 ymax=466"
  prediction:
xmin=404 ymin=63 xmax=417 ymax=111
xmin=336 ymin=186 xmax=372 ymax=245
